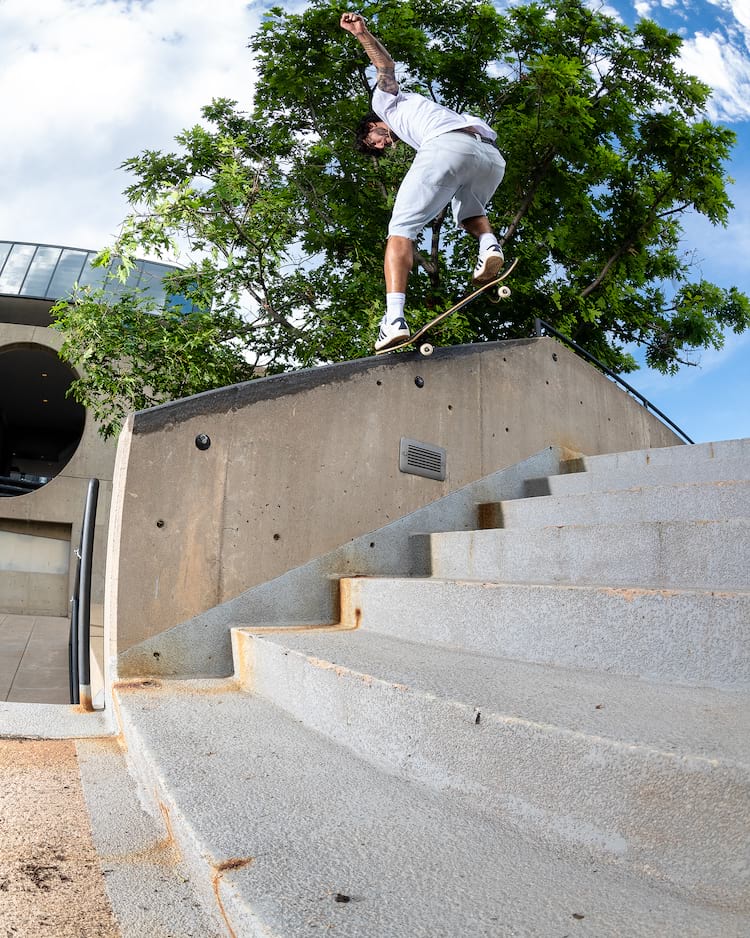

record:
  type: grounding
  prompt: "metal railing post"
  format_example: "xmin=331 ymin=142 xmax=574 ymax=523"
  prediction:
xmin=76 ymin=478 xmax=99 ymax=711
xmin=68 ymin=553 xmax=81 ymax=705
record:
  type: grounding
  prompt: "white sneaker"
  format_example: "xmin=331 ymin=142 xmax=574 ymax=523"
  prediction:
xmin=374 ymin=314 xmax=410 ymax=351
xmin=473 ymin=244 xmax=504 ymax=284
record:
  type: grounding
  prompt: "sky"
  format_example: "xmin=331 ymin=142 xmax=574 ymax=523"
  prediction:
xmin=0 ymin=0 xmax=748 ymax=444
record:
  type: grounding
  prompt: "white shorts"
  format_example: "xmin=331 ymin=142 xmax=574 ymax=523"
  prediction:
xmin=387 ymin=131 xmax=506 ymax=240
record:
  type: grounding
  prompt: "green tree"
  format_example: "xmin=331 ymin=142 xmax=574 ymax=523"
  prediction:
xmin=52 ymin=284 xmax=258 ymax=440
xmin=53 ymin=0 xmax=749 ymax=437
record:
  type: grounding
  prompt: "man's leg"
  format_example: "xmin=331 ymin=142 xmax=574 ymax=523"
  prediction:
xmin=374 ymin=235 xmax=413 ymax=350
xmin=452 ymin=140 xmax=506 ymax=282
xmin=461 ymin=216 xmax=493 ymax=238
xmin=384 ymin=235 xmax=414 ymax=293
xmin=462 ymin=215 xmax=504 ymax=283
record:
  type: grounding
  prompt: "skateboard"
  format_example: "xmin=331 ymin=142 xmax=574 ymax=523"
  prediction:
xmin=375 ymin=257 xmax=518 ymax=357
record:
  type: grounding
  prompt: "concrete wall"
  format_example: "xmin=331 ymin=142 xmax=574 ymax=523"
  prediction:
xmin=0 ymin=322 xmax=116 ymax=618
xmin=107 ymin=338 xmax=682 ymax=655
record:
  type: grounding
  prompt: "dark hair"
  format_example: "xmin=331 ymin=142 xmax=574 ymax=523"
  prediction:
xmin=355 ymin=111 xmax=388 ymax=157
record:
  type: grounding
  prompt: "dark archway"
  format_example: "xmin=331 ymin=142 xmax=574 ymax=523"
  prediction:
xmin=0 ymin=344 xmax=85 ymax=496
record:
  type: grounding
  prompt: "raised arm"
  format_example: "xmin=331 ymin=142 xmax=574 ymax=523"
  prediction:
xmin=340 ymin=12 xmax=399 ymax=95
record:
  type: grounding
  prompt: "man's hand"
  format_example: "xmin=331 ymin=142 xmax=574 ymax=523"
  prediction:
xmin=340 ymin=12 xmax=367 ymax=36
xmin=339 ymin=11 xmax=398 ymax=94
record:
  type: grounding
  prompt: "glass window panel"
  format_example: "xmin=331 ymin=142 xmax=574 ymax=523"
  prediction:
xmin=77 ymin=253 xmax=108 ymax=290
xmin=20 ymin=246 xmax=62 ymax=297
xmin=140 ymin=261 xmax=169 ymax=306
xmin=0 ymin=242 xmax=12 ymax=274
xmin=47 ymin=249 xmax=88 ymax=299
xmin=0 ymin=243 xmax=35 ymax=294
xmin=124 ymin=260 xmax=145 ymax=291
xmin=97 ymin=258 xmax=135 ymax=301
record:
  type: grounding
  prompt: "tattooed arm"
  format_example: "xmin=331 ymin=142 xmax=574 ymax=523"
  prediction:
xmin=340 ymin=12 xmax=399 ymax=95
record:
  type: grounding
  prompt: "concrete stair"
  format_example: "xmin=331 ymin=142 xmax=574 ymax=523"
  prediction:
xmin=312 ymin=577 xmax=750 ymax=686
xmin=525 ymin=437 xmax=749 ymax=497
xmin=114 ymin=677 xmax=747 ymax=938
xmin=423 ymin=518 xmax=748 ymax=589
xmin=112 ymin=438 xmax=750 ymax=936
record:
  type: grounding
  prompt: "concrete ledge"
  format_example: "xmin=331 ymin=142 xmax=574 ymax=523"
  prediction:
xmin=109 ymin=338 xmax=681 ymax=654
xmin=0 ymin=701 xmax=115 ymax=739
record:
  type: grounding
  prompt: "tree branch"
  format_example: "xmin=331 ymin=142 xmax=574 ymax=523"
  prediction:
xmin=581 ymin=182 xmax=677 ymax=297
xmin=502 ymin=148 xmax=557 ymax=245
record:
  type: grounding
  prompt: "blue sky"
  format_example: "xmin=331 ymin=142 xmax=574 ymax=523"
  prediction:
xmin=0 ymin=0 xmax=747 ymax=444
xmin=609 ymin=0 xmax=750 ymax=443
xmin=623 ymin=124 xmax=750 ymax=444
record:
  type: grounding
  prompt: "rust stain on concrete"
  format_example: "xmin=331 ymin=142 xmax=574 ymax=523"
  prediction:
xmin=307 ymin=656 xmax=351 ymax=679
xmin=338 ymin=578 xmax=361 ymax=630
xmin=211 ymin=857 xmax=254 ymax=938
xmin=236 ymin=623 xmax=344 ymax=637
xmin=215 ymin=856 xmax=254 ymax=874
xmin=600 ymin=587 xmax=690 ymax=602
xmin=113 ymin=678 xmax=163 ymax=691
xmin=174 ymin=680 xmax=239 ymax=696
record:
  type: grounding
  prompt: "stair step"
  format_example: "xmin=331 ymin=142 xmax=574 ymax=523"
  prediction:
xmin=328 ymin=577 xmax=750 ymax=687
xmin=115 ymin=680 xmax=750 ymax=935
xmin=525 ymin=454 xmax=749 ymax=497
xmin=76 ymin=738 xmax=226 ymax=937
xmin=563 ymin=437 xmax=749 ymax=474
xmin=423 ymin=519 xmax=750 ymax=590
xmin=233 ymin=627 xmax=749 ymax=900
xmin=488 ymin=479 xmax=750 ymax=528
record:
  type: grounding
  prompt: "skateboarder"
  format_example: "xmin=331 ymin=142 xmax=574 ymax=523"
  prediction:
xmin=340 ymin=11 xmax=506 ymax=351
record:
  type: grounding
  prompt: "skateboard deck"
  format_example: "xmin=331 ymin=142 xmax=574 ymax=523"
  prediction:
xmin=375 ymin=257 xmax=518 ymax=356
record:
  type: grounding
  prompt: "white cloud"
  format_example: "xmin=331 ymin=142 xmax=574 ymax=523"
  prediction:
xmin=628 ymin=1 xmax=750 ymax=121
xmin=709 ymin=0 xmax=750 ymax=37
xmin=0 ymin=0 xmax=262 ymax=249
xmin=679 ymin=30 xmax=750 ymax=119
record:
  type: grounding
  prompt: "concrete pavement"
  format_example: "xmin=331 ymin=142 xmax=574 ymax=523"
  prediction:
xmin=0 ymin=614 xmax=70 ymax=704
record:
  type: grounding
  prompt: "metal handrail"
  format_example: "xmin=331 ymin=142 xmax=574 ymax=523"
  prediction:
xmin=0 ymin=475 xmax=46 ymax=496
xmin=68 ymin=553 xmax=81 ymax=704
xmin=534 ymin=318 xmax=694 ymax=444
xmin=68 ymin=478 xmax=100 ymax=709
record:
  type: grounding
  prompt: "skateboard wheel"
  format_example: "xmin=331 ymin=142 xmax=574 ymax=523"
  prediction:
xmin=497 ymin=285 xmax=511 ymax=299
xmin=419 ymin=343 xmax=434 ymax=356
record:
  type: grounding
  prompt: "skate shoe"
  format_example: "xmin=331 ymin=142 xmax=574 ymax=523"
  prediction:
xmin=374 ymin=315 xmax=410 ymax=351
xmin=472 ymin=244 xmax=504 ymax=284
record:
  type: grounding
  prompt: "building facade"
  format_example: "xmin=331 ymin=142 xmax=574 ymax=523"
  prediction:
xmin=0 ymin=240 xmax=179 ymax=619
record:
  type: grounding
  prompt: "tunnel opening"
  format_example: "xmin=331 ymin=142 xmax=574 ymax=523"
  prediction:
xmin=0 ymin=344 xmax=85 ymax=496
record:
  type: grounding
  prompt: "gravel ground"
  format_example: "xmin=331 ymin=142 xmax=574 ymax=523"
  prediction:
xmin=0 ymin=738 xmax=120 ymax=938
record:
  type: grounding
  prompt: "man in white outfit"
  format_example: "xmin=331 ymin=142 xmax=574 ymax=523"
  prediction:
xmin=340 ymin=11 xmax=506 ymax=351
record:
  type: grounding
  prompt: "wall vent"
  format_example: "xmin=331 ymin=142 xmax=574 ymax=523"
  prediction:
xmin=399 ymin=438 xmax=446 ymax=481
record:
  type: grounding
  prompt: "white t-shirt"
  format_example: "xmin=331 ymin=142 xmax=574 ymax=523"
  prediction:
xmin=372 ymin=86 xmax=496 ymax=151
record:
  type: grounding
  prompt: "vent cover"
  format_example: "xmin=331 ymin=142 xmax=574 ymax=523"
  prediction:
xmin=399 ymin=438 xmax=447 ymax=481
